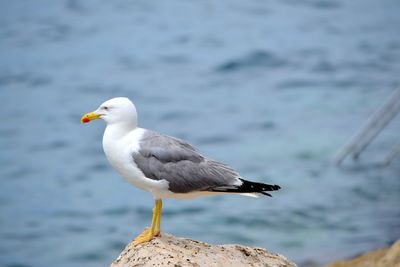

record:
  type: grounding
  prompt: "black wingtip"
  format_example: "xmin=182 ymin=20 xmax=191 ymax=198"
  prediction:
xmin=273 ymin=184 xmax=281 ymax=190
xmin=209 ymin=179 xmax=281 ymax=197
xmin=261 ymin=184 xmax=281 ymax=191
xmin=261 ymin=184 xmax=280 ymax=197
xmin=260 ymin=191 xmax=273 ymax=197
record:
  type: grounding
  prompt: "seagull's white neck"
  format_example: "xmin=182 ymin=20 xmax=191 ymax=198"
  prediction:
xmin=103 ymin=121 xmax=137 ymax=142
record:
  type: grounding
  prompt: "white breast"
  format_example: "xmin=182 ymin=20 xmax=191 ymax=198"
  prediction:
xmin=102 ymin=126 xmax=169 ymax=196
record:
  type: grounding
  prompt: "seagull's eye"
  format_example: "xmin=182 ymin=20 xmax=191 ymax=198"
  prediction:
xmin=102 ymin=106 xmax=109 ymax=110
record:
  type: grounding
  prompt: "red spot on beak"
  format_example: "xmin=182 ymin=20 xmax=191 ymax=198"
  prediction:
xmin=82 ymin=118 xmax=90 ymax=123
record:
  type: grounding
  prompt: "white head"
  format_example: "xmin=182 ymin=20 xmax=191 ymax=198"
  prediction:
xmin=81 ymin=97 xmax=138 ymax=128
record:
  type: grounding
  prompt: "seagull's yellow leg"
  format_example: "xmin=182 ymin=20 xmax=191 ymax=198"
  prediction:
xmin=155 ymin=199 xmax=162 ymax=236
xmin=133 ymin=200 xmax=158 ymax=246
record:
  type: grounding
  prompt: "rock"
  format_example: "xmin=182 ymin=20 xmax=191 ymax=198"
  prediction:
xmin=325 ymin=240 xmax=400 ymax=267
xmin=111 ymin=233 xmax=296 ymax=267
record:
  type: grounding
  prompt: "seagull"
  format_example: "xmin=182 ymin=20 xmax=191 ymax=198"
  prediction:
xmin=81 ymin=97 xmax=280 ymax=245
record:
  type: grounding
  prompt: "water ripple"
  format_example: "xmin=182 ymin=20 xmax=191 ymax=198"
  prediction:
xmin=196 ymin=135 xmax=237 ymax=145
xmin=215 ymin=51 xmax=287 ymax=73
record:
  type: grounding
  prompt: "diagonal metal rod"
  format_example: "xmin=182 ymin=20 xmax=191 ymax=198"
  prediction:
xmin=334 ymin=88 xmax=400 ymax=165
xmin=352 ymin=95 xmax=400 ymax=159
xmin=384 ymin=143 xmax=400 ymax=165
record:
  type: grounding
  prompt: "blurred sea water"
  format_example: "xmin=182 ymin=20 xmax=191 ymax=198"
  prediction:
xmin=0 ymin=0 xmax=400 ymax=266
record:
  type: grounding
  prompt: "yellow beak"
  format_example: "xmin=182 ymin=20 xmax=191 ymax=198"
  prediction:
xmin=81 ymin=111 xmax=101 ymax=124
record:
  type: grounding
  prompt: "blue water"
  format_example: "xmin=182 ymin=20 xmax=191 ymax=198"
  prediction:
xmin=1 ymin=0 xmax=400 ymax=266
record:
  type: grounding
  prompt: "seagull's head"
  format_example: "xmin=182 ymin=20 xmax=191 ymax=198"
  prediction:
xmin=81 ymin=97 xmax=138 ymax=127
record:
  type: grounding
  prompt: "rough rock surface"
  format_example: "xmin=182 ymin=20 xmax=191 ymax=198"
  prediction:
xmin=326 ymin=240 xmax=400 ymax=267
xmin=111 ymin=233 xmax=296 ymax=267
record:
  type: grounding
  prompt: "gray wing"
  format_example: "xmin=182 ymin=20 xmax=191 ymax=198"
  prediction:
xmin=132 ymin=130 xmax=241 ymax=193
